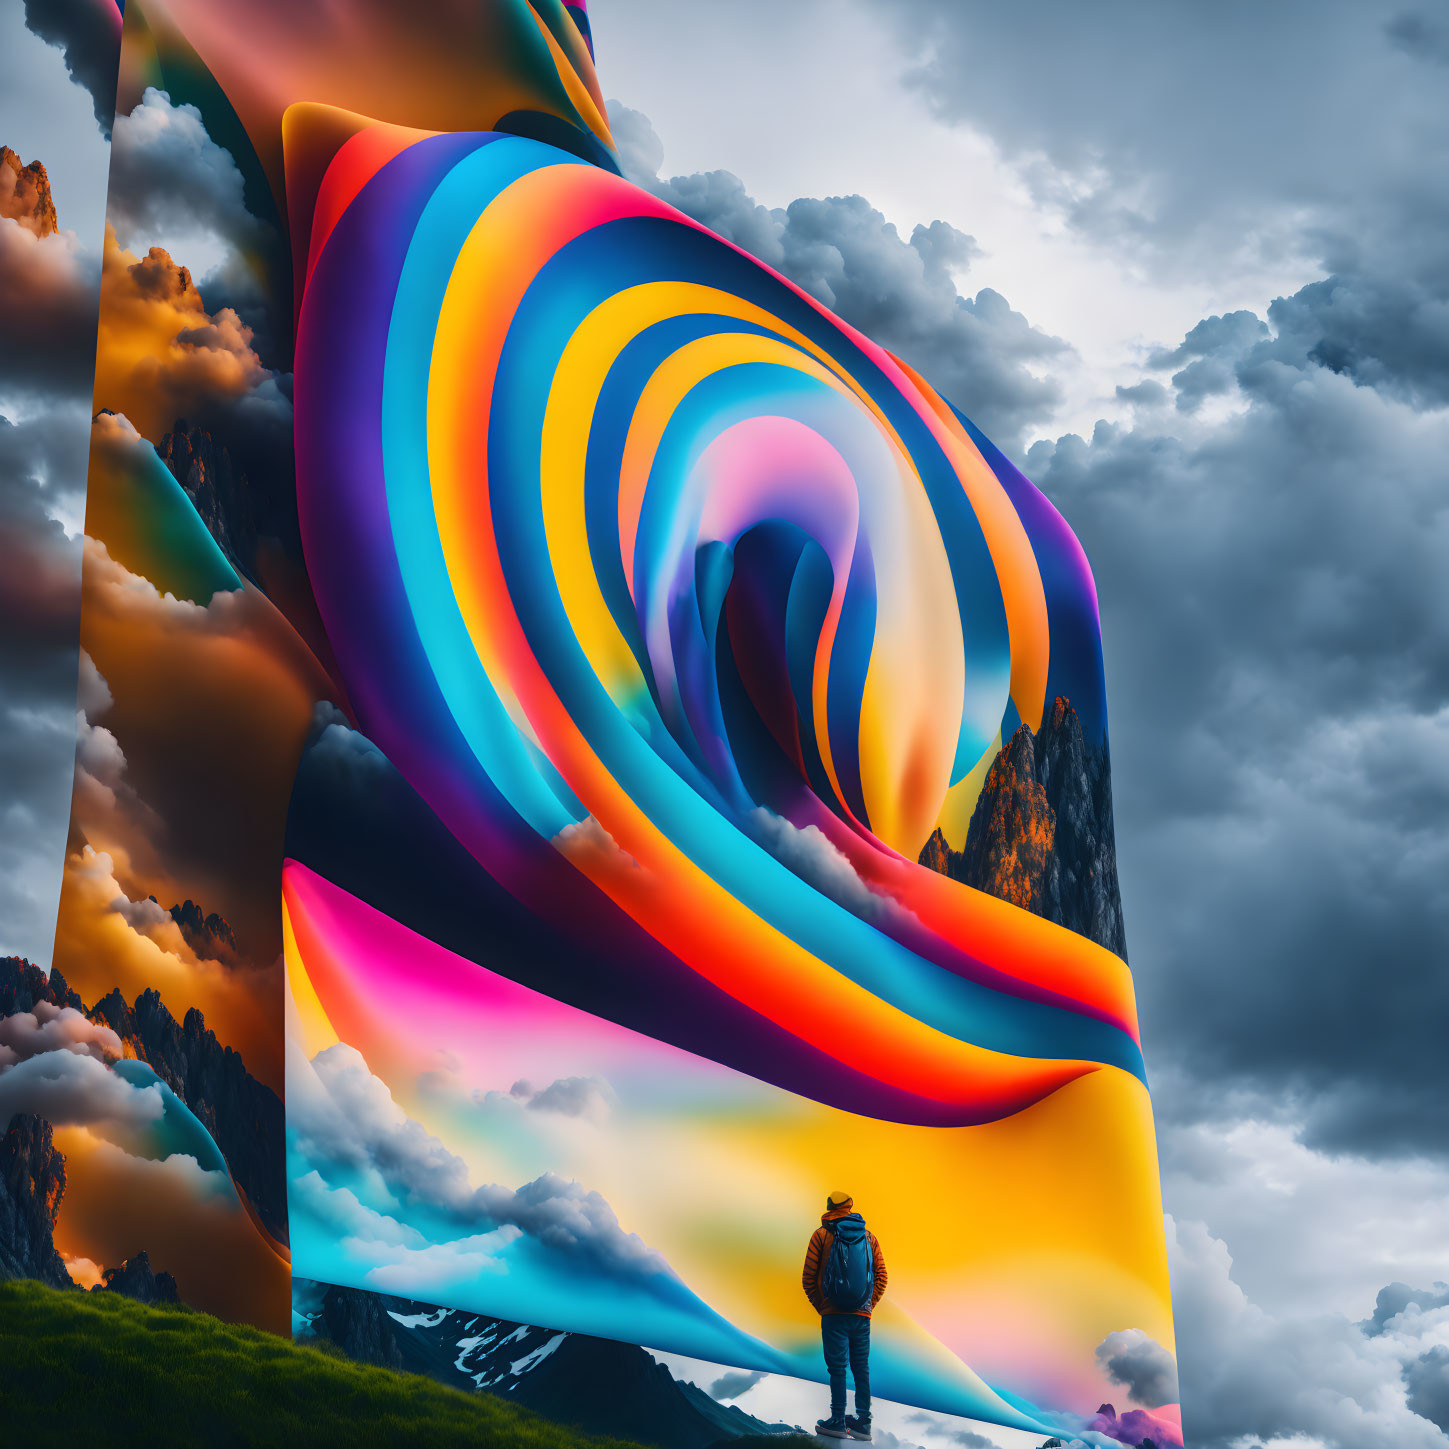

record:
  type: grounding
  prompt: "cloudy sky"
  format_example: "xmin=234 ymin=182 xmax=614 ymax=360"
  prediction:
xmin=596 ymin=5 xmax=1449 ymax=1445
xmin=3 ymin=3 xmax=1447 ymax=1447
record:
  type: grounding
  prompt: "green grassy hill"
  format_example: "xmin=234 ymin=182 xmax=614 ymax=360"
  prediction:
xmin=1 ymin=1279 xmax=661 ymax=1448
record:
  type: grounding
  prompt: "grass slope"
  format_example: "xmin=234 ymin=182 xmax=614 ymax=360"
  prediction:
xmin=1 ymin=1279 xmax=655 ymax=1448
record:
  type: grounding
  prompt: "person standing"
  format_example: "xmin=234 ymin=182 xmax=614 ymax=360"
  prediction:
xmin=801 ymin=1190 xmax=888 ymax=1440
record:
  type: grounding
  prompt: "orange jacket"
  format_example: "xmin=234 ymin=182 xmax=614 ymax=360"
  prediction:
xmin=802 ymin=1207 xmax=888 ymax=1316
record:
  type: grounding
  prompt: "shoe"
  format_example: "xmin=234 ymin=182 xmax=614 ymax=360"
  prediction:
xmin=816 ymin=1419 xmax=849 ymax=1439
xmin=845 ymin=1416 xmax=873 ymax=1440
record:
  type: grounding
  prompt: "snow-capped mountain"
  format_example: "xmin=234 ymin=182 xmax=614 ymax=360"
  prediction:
xmin=295 ymin=1278 xmax=801 ymax=1449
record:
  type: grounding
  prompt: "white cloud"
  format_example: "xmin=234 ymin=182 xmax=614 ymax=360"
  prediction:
xmin=1161 ymin=1119 xmax=1449 ymax=1323
xmin=0 ymin=1050 xmax=163 ymax=1130
xmin=362 ymin=1228 xmax=521 ymax=1296
xmin=0 ymin=999 xmax=123 ymax=1065
xmin=290 ymin=1170 xmax=428 ymax=1249
xmin=748 ymin=807 xmax=906 ymax=923
xmin=1169 ymin=1214 xmax=1449 ymax=1449
xmin=290 ymin=1042 xmax=676 ymax=1282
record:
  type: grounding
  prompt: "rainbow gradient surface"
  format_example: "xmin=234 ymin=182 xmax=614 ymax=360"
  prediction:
xmin=282 ymin=115 xmax=1174 ymax=1433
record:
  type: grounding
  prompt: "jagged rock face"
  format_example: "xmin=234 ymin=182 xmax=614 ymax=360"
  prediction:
xmin=0 ymin=147 xmax=58 ymax=236
xmin=313 ymin=1285 xmax=406 ymax=1369
xmin=167 ymin=899 xmax=239 ymax=962
xmin=0 ymin=958 xmax=83 ymax=1016
xmin=1036 ymin=698 xmax=1127 ymax=959
xmin=957 ymin=726 xmax=1056 ymax=914
xmin=918 ymin=828 xmax=955 ymax=878
xmin=157 ymin=419 xmax=258 ymax=577
xmin=88 ymin=987 xmax=287 ymax=1244
xmin=918 ymin=696 xmax=1127 ymax=959
xmin=95 ymin=1250 xmax=181 ymax=1305
xmin=0 ymin=1114 xmax=72 ymax=1287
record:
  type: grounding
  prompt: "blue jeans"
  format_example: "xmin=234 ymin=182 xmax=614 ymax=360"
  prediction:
xmin=822 ymin=1313 xmax=870 ymax=1421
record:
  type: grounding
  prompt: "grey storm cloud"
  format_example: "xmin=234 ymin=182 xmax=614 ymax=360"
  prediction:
xmin=104 ymin=86 xmax=281 ymax=352
xmin=1366 ymin=1282 xmax=1449 ymax=1336
xmin=1095 ymin=1328 xmax=1179 ymax=1409
xmin=470 ymin=1172 xmax=669 ymax=1278
xmin=1147 ymin=312 xmax=1273 ymax=372
xmin=1404 ymin=1346 xmax=1449 ymax=1433
xmin=0 ymin=410 xmax=85 ymax=962
xmin=1169 ymin=1218 xmax=1449 ymax=1449
xmin=1019 ymin=168 xmax=1449 ymax=1162
xmin=301 ymin=704 xmax=393 ymax=787
xmin=903 ymin=1412 xmax=995 ymax=1448
xmin=22 ymin=0 xmax=120 ymax=137
xmin=1254 ymin=274 xmax=1449 ymax=410
xmin=607 ymin=101 xmax=1067 ymax=457
xmin=0 ymin=218 xmax=103 ymax=398
xmin=864 ymin=1432 xmax=928 ymax=1449
xmin=107 ymin=89 xmax=267 ymax=260
xmin=1386 ymin=9 xmax=1449 ymax=66
xmin=1114 ymin=379 xmax=1169 ymax=411
xmin=1146 ymin=311 xmax=1270 ymax=413
xmin=1029 ymin=389 xmax=1449 ymax=1160
xmin=867 ymin=0 xmax=1449 ymax=283
xmin=708 ymin=1368 xmax=766 ymax=1400
xmin=0 ymin=66 xmax=98 ymax=969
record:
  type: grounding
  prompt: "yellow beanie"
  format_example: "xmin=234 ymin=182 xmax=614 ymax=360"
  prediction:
xmin=827 ymin=1190 xmax=853 ymax=1210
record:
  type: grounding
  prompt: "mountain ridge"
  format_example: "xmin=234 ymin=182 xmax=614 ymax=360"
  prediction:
xmin=298 ymin=1279 xmax=801 ymax=1449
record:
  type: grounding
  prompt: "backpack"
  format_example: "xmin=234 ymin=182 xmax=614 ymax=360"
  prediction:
xmin=821 ymin=1215 xmax=874 ymax=1312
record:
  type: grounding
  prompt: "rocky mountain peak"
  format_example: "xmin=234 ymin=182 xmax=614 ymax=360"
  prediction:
xmin=1 ymin=958 xmax=83 ymax=1016
xmin=168 ymin=899 xmax=239 ymax=962
xmin=956 ymin=723 xmax=1055 ymax=914
xmin=94 ymin=1250 xmax=181 ymax=1306
xmin=919 ymin=827 xmax=954 ymax=877
xmin=0 ymin=1113 xmax=71 ymax=1288
xmin=918 ymin=695 xmax=1127 ymax=958
xmin=88 ymin=986 xmax=138 ymax=1039
xmin=0 ymin=147 xmax=58 ymax=236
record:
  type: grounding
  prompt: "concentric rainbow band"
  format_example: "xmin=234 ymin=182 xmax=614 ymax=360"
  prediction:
xmin=293 ymin=127 xmax=1142 ymax=1128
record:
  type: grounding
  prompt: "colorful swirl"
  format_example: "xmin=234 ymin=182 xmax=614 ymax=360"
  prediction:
xmin=291 ymin=123 xmax=1144 ymax=1129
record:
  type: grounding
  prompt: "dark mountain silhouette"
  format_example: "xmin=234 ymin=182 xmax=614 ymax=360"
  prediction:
xmin=94 ymin=1250 xmax=181 ymax=1306
xmin=167 ymin=898 xmax=240 ymax=963
xmin=300 ymin=1281 xmax=798 ymax=1449
xmin=311 ymin=1279 xmax=405 ymax=1371
xmin=158 ymin=419 xmax=260 ymax=577
xmin=919 ymin=696 xmax=1127 ymax=959
xmin=0 ymin=1113 xmax=70 ymax=1287
xmin=88 ymin=986 xmax=286 ymax=1244
xmin=0 ymin=1106 xmax=183 ymax=1306
xmin=0 ymin=957 xmax=83 ymax=1015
